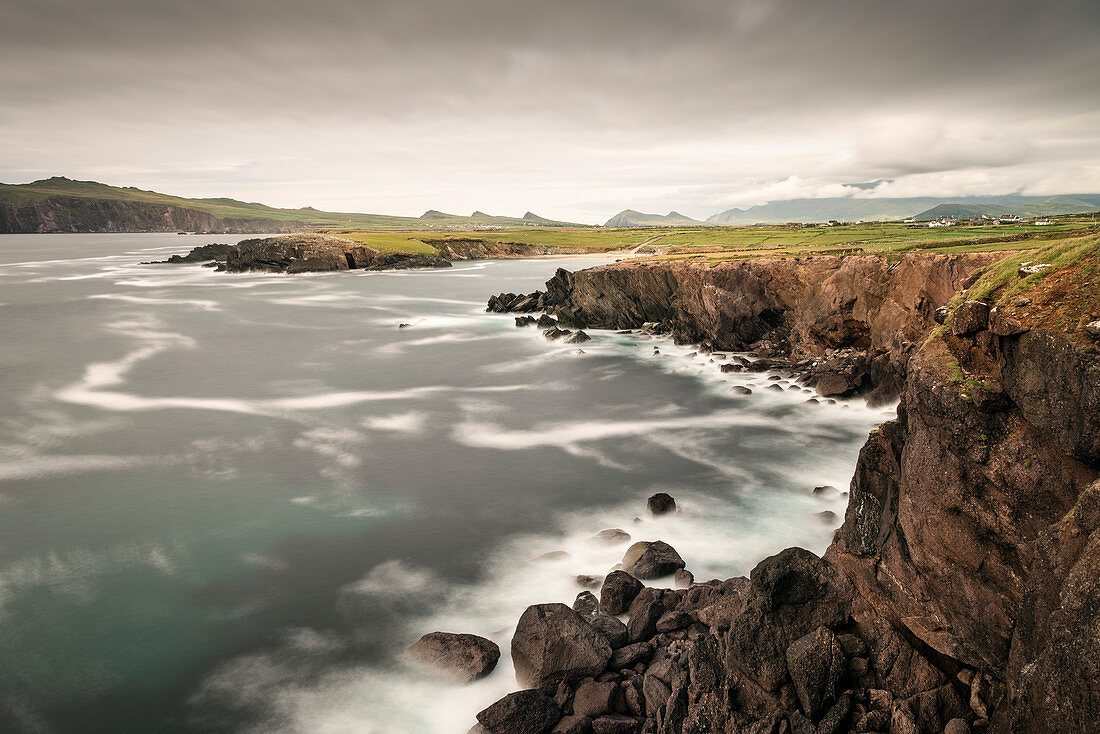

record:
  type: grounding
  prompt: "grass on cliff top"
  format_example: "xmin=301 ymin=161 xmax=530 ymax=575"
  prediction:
xmin=326 ymin=219 xmax=1097 ymax=258
xmin=929 ymin=233 xmax=1100 ymax=383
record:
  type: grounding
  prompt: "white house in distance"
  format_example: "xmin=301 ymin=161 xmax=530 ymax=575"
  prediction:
xmin=1035 ymin=219 xmax=1056 ymax=225
xmin=998 ymin=214 xmax=1022 ymax=224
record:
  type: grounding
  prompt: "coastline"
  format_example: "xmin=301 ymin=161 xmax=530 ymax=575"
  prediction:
xmin=462 ymin=239 xmax=1100 ymax=733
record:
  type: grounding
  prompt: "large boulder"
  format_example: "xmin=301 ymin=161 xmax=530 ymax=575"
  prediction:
xmin=621 ymin=541 xmax=686 ymax=579
xmin=646 ymin=493 xmax=677 ymax=516
xmin=406 ymin=631 xmax=500 ymax=683
xmin=476 ymin=689 xmax=560 ymax=734
xmin=511 ymin=603 xmax=612 ymax=690
xmin=951 ymin=300 xmax=991 ymax=336
xmin=785 ymin=627 xmax=846 ymax=721
xmin=600 ymin=570 xmax=644 ymax=615
xmin=589 ymin=614 xmax=629 ymax=649
xmin=572 ymin=680 xmax=618 ymax=718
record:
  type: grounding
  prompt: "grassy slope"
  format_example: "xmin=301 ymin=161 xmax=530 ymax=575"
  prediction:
xmin=0 ymin=177 xmax=583 ymax=230
xmin=923 ymin=233 xmax=1100 ymax=393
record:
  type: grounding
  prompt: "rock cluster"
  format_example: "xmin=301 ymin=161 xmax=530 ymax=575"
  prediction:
xmin=486 ymin=254 xmax=999 ymax=404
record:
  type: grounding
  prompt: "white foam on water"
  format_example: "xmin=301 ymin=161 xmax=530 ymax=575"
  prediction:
xmin=89 ymin=293 xmax=222 ymax=311
xmin=361 ymin=412 xmax=427 ymax=434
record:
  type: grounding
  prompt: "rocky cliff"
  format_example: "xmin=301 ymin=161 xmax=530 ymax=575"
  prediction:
xmin=222 ymin=233 xmax=451 ymax=273
xmin=470 ymin=240 xmax=1100 ymax=734
xmin=0 ymin=196 xmax=302 ymax=233
xmin=495 ymin=253 xmax=1000 ymax=404
xmin=422 ymin=238 xmax=604 ymax=260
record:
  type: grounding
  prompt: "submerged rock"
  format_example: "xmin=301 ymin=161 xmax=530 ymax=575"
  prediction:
xmin=646 ymin=493 xmax=676 ymax=516
xmin=591 ymin=528 xmax=631 ymax=545
xmin=406 ymin=631 xmax=500 ymax=683
xmin=621 ymin=541 xmax=685 ymax=579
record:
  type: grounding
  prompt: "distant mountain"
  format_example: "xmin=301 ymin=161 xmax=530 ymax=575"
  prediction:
xmin=0 ymin=177 xmax=585 ymax=234
xmin=707 ymin=194 xmax=1100 ymax=225
xmin=604 ymin=209 xmax=704 ymax=227
xmin=913 ymin=195 xmax=1100 ymax=221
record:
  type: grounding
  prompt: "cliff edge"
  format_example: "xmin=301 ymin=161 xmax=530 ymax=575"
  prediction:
xmin=472 ymin=239 xmax=1100 ymax=734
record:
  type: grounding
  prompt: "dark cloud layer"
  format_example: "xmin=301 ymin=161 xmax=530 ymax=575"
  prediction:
xmin=2 ymin=0 xmax=1099 ymax=220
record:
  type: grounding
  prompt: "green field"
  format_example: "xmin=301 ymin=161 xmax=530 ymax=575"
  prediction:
xmin=334 ymin=215 xmax=1099 ymax=260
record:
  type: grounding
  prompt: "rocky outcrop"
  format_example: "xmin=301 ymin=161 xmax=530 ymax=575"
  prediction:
xmin=144 ymin=243 xmax=235 ymax=264
xmin=473 ymin=239 xmax=1100 ymax=733
xmin=489 ymin=254 xmax=998 ymax=403
xmin=223 ymin=234 xmax=451 ymax=273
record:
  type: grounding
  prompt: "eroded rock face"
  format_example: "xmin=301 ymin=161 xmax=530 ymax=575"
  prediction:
xmin=406 ymin=631 xmax=500 ymax=683
xmin=224 ymin=233 xmax=451 ymax=273
xmin=532 ymin=254 xmax=997 ymax=403
xmin=511 ymin=603 xmax=612 ymax=690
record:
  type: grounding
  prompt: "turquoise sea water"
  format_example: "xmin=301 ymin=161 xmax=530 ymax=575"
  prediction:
xmin=0 ymin=234 xmax=891 ymax=733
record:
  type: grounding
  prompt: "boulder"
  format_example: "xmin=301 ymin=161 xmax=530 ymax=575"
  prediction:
xmin=573 ymin=591 xmax=600 ymax=621
xmin=576 ymin=575 xmax=601 ymax=589
xmin=476 ymin=689 xmax=561 ymax=734
xmin=551 ymin=714 xmax=592 ymax=734
xmin=729 ymin=385 xmax=752 ymax=395
xmin=537 ymin=314 xmax=559 ymax=328
xmin=951 ymin=300 xmax=991 ymax=336
xmin=516 ymin=316 xmax=538 ymax=327
xmin=673 ymin=569 xmax=694 ymax=589
xmin=590 ymin=614 xmax=629 ymax=649
xmin=512 ymin=604 xmax=612 ymax=690
xmin=646 ymin=493 xmax=676 ymax=516
xmin=544 ymin=327 xmax=573 ymax=340
xmin=626 ymin=588 xmax=665 ymax=643
xmin=406 ymin=631 xmax=501 ymax=683
xmin=607 ymin=641 xmax=653 ymax=669
xmin=944 ymin=719 xmax=971 ymax=734
xmin=785 ymin=627 xmax=846 ymax=720
xmin=591 ymin=529 xmax=631 ymax=545
xmin=566 ymin=330 xmax=592 ymax=344
xmin=621 ymin=541 xmax=685 ymax=579
xmin=934 ymin=306 xmax=949 ymax=324
xmin=600 ymin=571 xmax=644 ymax=615
xmin=572 ymin=680 xmax=618 ymax=718
xmin=591 ymin=714 xmax=641 ymax=734
xmin=988 ymin=307 xmax=1027 ymax=336
xmin=1086 ymin=319 xmax=1100 ymax=338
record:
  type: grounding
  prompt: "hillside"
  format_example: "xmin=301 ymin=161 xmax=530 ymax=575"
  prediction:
xmin=0 ymin=177 xmax=584 ymax=233
xmin=603 ymin=209 xmax=704 ymax=227
xmin=708 ymin=194 xmax=1100 ymax=225
xmin=913 ymin=195 xmax=1100 ymax=220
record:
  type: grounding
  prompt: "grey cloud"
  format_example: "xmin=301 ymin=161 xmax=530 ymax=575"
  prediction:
xmin=2 ymin=1 xmax=1099 ymax=220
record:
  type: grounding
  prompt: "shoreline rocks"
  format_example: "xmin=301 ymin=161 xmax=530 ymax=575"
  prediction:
xmin=406 ymin=631 xmax=500 ymax=683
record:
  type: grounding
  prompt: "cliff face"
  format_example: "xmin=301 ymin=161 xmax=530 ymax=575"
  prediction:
xmin=473 ymin=242 xmax=1100 ymax=734
xmin=422 ymin=238 xmax=603 ymax=259
xmin=222 ymin=233 xmax=451 ymax=273
xmin=541 ymin=254 xmax=999 ymax=403
xmin=0 ymin=196 xmax=302 ymax=233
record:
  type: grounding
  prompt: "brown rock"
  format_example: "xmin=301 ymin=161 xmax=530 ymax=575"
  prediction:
xmin=646 ymin=493 xmax=676 ymax=516
xmin=406 ymin=632 xmax=500 ymax=683
xmin=572 ymin=680 xmax=618 ymax=718
xmin=621 ymin=541 xmax=685 ymax=579
xmin=476 ymin=689 xmax=560 ymax=734
xmin=512 ymin=604 xmax=613 ymax=690
xmin=600 ymin=571 xmax=644 ymax=615
xmin=951 ymin=300 xmax=991 ymax=336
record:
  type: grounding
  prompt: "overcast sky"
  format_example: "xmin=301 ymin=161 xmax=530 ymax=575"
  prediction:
xmin=2 ymin=0 xmax=1099 ymax=223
